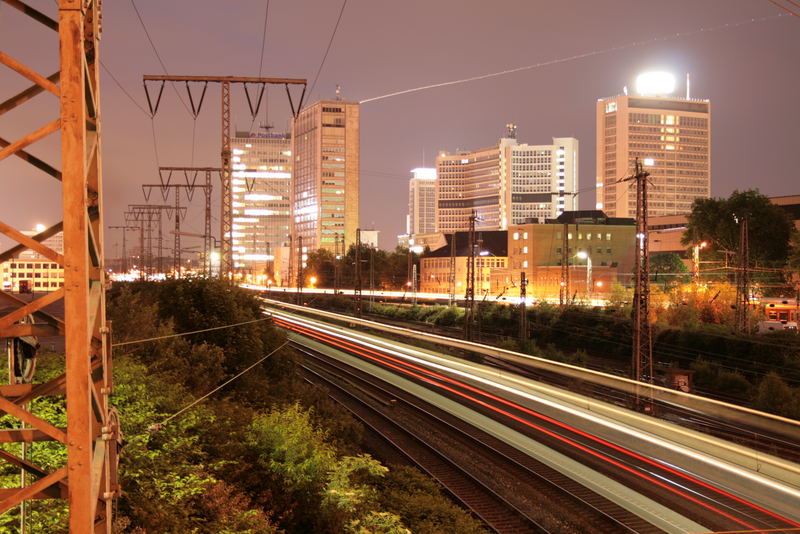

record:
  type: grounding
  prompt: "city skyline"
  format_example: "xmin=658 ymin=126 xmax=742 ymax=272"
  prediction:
xmin=1 ymin=0 xmax=798 ymax=252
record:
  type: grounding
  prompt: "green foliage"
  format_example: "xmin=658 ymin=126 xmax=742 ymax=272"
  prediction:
xmin=112 ymin=354 xmax=220 ymax=532
xmin=650 ymin=252 xmax=690 ymax=285
xmin=247 ymin=404 xmax=401 ymax=533
xmin=753 ymin=372 xmax=800 ymax=419
xmin=683 ymin=190 xmax=794 ymax=265
xmin=375 ymin=465 xmax=487 ymax=534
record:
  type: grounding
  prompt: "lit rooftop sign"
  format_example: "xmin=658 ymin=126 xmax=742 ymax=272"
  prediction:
xmin=635 ymin=72 xmax=675 ymax=96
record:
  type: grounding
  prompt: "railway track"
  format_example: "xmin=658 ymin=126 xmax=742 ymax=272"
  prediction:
xmin=294 ymin=342 xmax=665 ymax=534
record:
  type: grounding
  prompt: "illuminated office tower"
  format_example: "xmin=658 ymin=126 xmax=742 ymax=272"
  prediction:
xmin=292 ymin=98 xmax=360 ymax=255
xmin=596 ymin=72 xmax=711 ymax=218
xmin=231 ymin=132 xmax=292 ymax=276
xmin=407 ymin=167 xmax=437 ymax=235
xmin=436 ymin=125 xmax=578 ymax=232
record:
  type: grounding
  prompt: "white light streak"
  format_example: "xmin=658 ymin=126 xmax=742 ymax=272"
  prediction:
xmin=359 ymin=14 xmax=783 ymax=105
xmin=275 ymin=311 xmax=800 ymax=503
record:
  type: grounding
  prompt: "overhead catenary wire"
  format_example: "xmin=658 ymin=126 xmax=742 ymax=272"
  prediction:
xmin=148 ymin=340 xmax=289 ymax=431
xmin=766 ymin=0 xmax=800 ymax=17
xmin=129 ymin=0 xmax=192 ymax=116
xmin=359 ymin=13 xmax=787 ymax=104
xmin=308 ymin=0 xmax=348 ymax=100
xmin=248 ymin=0 xmax=272 ymax=135
xmin=113 ymin=315 xmax=274 ymax=347
xmin=101 ymin=61 xmax=149 ymax=117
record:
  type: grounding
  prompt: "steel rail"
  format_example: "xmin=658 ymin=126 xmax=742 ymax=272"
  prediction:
xmin=294 ymin=341 xmax=658 ymax=534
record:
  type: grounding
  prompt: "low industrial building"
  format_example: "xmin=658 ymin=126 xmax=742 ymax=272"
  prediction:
xmin=419 ymin=211 xmax=637 ymax=302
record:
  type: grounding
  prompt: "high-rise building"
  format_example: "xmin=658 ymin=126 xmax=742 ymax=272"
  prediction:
xmin=407 ymin=167 xmax=437 ymax=235
xmin=507 ymin=134 xmax=578 ymax=224
xmin=436 ymin=126 xmax=578 ymax=233
xmin=231 ymin=131 xmax=292 ymax=276
xmin=596 ymin=73 xmax=711 ymax=218
xmin=292 ymin=98 xmax=360 ymax=258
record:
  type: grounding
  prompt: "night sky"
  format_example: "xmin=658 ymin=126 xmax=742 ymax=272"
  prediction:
xmin=2 ymin=0 xmax=798 ymax=253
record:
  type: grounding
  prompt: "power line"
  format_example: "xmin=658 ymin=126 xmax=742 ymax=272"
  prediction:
xmin=360 ymin=13 xmax=787 ymax=104
xmin=113 ymin=315 xmax=273 ymax=347
xmin=129 ymin=0 xmax=191 ymax=116
xmin=100 ymin=61 xmax=149 ymax=116
xmin=257 ymin=0 xmax=271 ymax=77
xmin=308 ymin=0 xmax=348 ymax=99
xmin=766 ymin=0 xmax=800 ymax=17
xmin=148 ymin=341 xmax=288 ymax=431
xmin=249 ymin=0 xmax=271 ymax=134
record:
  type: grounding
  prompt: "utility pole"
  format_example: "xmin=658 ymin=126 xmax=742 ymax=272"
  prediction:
xmin=333 ymin=233 xmax=340 ymax=294
xmin=735 ymin=216 xmax=750 ymax=334
xmin=354 ymin=229 xmax=362 ymax=318
xmin=464 ymin=211 xmax=477 ymax=341
xmin=142 ymin=184 xmax=201 ymax=277
xmin=0 ymin=1 xmax=118 ymax=530
xmin=296 ymin=236 xmax=303 ymax=305
xmin=520 ymin=271 xmax=528 ymax=340
xmin=448 ymin=233 xmax=456 ymax=306
xmin=143 ymin=75 xmax=307 ymax=278
xmin=287 ymin=234 xmax=293 ymax=291
xmin=108 ymin=225 xmax=139 ymax=273
xmin=623 ymin=158 xmax=653 ymax=410
xmin=158 ymin=167 xmax=218 ymax=275
xmin=369 ymin=245 xmax=375 ymax=309
xmin=560 ymin=222 xmax=569 ymax=306
xmin=412 ymin=263 xmax=418 ymax=306
xmin=127 ymin=205 xmax=171 ymax=278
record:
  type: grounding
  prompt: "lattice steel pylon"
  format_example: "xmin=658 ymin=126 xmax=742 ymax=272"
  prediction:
xmin=142 ymin=75 xmax=307 ymax=279
xmin=158 ymin=167 xmax=218 ymax=276
xmin=559 ymin=222 xmax=569 ymax=306
xmin=622 ymin=158 xmax=653 ymax=409
xmin=354 ymin=229 xmax=362 ymax=318
xmin=0 ymin=1 xmax=119 ymax=531
xmin=142 ymin=184 xmax=201 ymax=277
xmin=734 ymin=217 xmax=750 ymax=334
xmin=463 ymin=211 xmax=477 ymax=341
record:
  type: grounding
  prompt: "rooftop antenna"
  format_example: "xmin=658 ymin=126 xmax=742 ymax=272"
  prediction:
xmin=505 ymin=123 xmax=517 ymax=139
xmin=686 ymin=72 xmax=691 ymax=99
xmin=335 ymin=84 xmax=342 ymax=101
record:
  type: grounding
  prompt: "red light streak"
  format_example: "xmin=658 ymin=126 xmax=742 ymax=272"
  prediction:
xmin=275 ymin=316 xmax=798 ymax=530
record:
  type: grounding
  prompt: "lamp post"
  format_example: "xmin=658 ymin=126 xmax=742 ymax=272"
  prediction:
xmin=693 ymin=241 xmax=707 ymax=284
xmin=576 ymin=251 xmax=592 ymax=301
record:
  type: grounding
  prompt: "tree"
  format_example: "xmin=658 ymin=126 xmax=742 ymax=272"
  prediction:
xmin=682 ymin=190 xmax=795 ymax=265
xmin=305 ymin=248 xmax=336 ymax=287
xmin=650 ymin=252 xmax=690 ymax=286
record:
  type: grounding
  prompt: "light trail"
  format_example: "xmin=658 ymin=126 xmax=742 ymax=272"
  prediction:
xmin=359 ymin=13 xmax=787 ymax=104
xmin=272 ymin=311 xmax=800 ymax=528
xmin=278 ymin=317 xmax=757 ymax=530
xmin=305 ymin=311 xmax=800 ymax=496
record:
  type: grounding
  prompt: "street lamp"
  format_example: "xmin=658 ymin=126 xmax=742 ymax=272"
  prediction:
xmin=576 ymin=251 xmax=592 ymax=300
xmin=693 ymin=241 xmax=707 ymax=283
